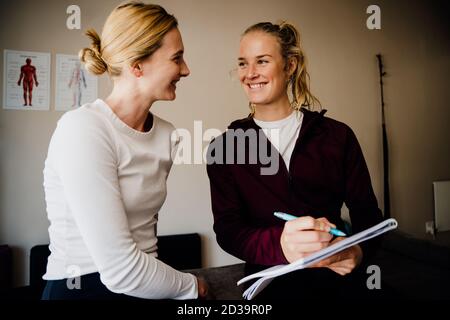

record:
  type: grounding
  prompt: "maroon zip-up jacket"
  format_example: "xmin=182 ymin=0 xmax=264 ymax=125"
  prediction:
xmin=206 ymin=108 xmax=383 ymax=267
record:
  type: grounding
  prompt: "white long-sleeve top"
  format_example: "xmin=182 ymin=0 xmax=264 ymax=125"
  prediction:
xmin=42 ymin=99 xmax=197 ymax=299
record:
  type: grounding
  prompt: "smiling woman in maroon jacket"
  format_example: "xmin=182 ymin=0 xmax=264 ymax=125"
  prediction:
xmin=206 ymin=21 xmax=384 ymax=299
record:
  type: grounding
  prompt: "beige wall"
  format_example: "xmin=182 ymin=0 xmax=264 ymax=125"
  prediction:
xmin=1 ymin=0 xmax=449 ymax=287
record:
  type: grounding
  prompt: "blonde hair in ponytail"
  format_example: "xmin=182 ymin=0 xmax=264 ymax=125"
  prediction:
xmin=79 ymin=1 xmax=178 ymax=77
xmin=243 ymin=21 xmax=321 ymax=114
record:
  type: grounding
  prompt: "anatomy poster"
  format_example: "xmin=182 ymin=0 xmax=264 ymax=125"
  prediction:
xmin=3 ymin=50 xmax=50 ymax=110
xmin=55 ymin=54 xmax=98 ymax=111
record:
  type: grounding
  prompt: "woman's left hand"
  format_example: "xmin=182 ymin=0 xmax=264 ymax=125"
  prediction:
xmin=311 ymin=238 xmax=363 ymax=276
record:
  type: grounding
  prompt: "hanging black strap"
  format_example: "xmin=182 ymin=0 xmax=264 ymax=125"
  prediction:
xmin=376 ymin=54 xmax=391 ymax=219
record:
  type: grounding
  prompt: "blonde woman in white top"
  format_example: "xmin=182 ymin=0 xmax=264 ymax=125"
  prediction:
xmin=42 ymin=2 xmax=208 ymax=300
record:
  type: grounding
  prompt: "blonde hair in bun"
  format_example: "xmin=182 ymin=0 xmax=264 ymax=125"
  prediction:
xmin=78 ymin=1 xmax=178 ymax=77
xmin=79 ymin=29 xmax=108 ymax=75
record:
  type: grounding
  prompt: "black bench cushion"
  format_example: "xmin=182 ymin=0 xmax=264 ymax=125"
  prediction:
xmin=29 ymin=233 xmax=202 ymax=296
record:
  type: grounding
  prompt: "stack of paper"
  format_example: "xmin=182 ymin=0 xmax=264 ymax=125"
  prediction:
xmin=237 ymin=218 xmax=398 ymax=300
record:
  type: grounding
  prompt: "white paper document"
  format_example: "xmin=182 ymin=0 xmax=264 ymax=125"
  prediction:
xmin=237 ymin=218 xmax=398 ymax=300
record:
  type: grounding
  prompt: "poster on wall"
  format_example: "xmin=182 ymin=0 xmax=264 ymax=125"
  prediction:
xmin=3 ymin=50 xmax=50 ymax=110
xmin=55 ymin=54 xmax=98 ymax=111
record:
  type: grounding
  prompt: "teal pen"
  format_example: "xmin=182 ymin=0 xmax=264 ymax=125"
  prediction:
xmin=273 ymin=212 xmax=347 ymax=237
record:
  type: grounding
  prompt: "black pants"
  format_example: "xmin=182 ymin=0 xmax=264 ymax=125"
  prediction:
xmin=245 ymin=264 xmax=397 ymax=300
xmin=41 ymin=272 xmax=143 ymax=300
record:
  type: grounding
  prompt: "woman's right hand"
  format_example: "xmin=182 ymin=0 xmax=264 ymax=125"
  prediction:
xmin=197 ymin=276 xmax=209 ymax=299
xmin=280 ymin=216 xmax=335 ymax=263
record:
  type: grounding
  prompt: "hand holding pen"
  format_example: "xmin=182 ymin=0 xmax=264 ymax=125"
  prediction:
xmin=274 ymin=212 xmax=347 ymax=237
xmin=275 ymin=212 xmax=362 ymax=274
xmin=276 ymin=212 xmax=344 ymax=264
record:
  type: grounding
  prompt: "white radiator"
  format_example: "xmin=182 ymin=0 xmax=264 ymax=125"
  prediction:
xmin=433 ymin=180 xmax=450 ymax=232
